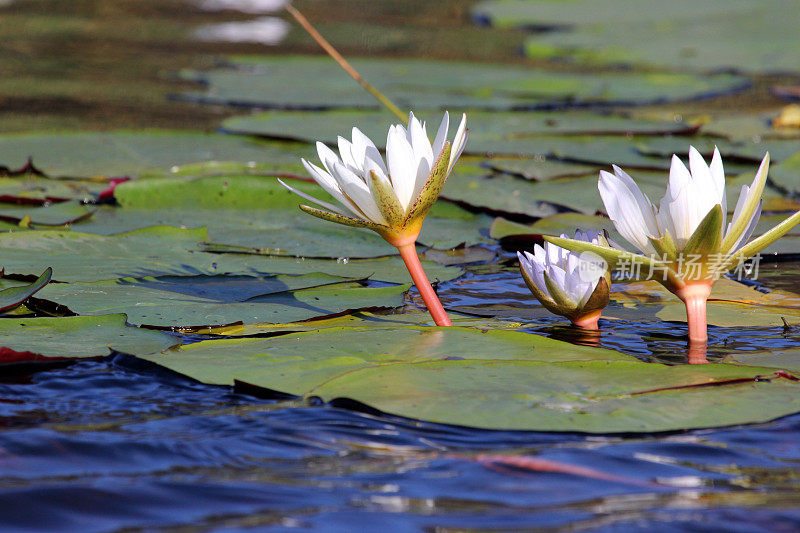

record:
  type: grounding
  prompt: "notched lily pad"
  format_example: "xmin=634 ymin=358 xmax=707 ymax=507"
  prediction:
xmin=185 ymin=56 xmax=748 ymax=110
xmin=35 ymin=277 xmax=411 ymax=328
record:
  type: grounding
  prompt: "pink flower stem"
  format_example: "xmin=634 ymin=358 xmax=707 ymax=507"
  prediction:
xmin=396 ymin=242 xmax=453 ymax=327
xmin=676 ymin=282 xmax=713 ymax=345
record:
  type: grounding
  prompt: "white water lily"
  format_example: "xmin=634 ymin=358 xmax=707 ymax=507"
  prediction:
xmin=598 ymin=146 xmax=760 ymax=257
xmin=518 ymin=230 xmax=610 ymax=329
xmin=280 ymin=111 xmax=468 ymax=246
xmin=546 ymin=146 xmax=800 ymax=343
xmin=280 ymin=111 xmax=468 ymax=328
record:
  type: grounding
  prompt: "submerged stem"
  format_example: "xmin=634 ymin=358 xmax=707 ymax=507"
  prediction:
xmin=285 ymin=4 xmax=408 ymax=124
xmin=396 ymin=243 xmax=453 ymax=327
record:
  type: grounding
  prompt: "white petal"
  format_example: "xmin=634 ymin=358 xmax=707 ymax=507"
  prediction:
xmin=337 ymin=136 xmax=360 ymax=175
xmin=351 ymin=127 xmax=387 ymax=174
xmin=301 ymin=159 xmax=364 ymax=218
xmin=448 ymin=113 xmax=468 ymax=173
xmin=730 ymin=200 xmax=762 ymax=252
xmin=316 ymin=141 xmax=342 ymax=176
xmin=277 ymin=178 xmax=351 ymax=218
xmin=709 ymin=146 xmax=727 ymax=219
xmin=432 ymin=111 xmax=449 ymax=159
xmin=385 ymin=124 xmax=417 ymax=209
xmin=598 ymin=169 xmax=658 ymax=253
xmin=332 ymin=161 xmax=388 ymax=225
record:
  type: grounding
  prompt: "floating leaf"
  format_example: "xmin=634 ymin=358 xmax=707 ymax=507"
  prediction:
xmin=36 ymin=277 xmax=410 ymax=328
xmin=520 ymin=2 xmax=800 ymax=74
xmin=0 ymin=131 xmax=306 ymax=179
xmin=485 ymin=158 xmax=595 ymax=181
xmin=198 ymin=309 xmax=525 ymax=337
xmin=0 ymin=200 xmax=94 ymax=226
xmin=139 ymin=326 xmax=800 ymax=432
xmin=0 ymin=314 xmax=178 ymax=360
xmin=0 ymin=226 xmax=462 ymax=284
xmin=71 ymin=175 xmax=491 ymax=255
xmin=182 ymin=56 xmax=748 ymax=111
xmin=0 ymin=268 xmax=52 ymax=312
xmin=224 ymin=109 xmax=696 ymax=143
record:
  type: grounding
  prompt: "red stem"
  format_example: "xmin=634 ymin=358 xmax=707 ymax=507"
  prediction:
xmin=396 ymin=243 xmax=453 ymax=327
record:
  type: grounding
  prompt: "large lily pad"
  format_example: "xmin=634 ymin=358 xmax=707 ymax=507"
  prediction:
xmin=0 ymin=226 xmax=462 ymax=284
xmin=0 ymin=314 xmax=178 ymax=359
xmin=36 ymin=277 xmax=411 ymax=328
xmin=472 ymin=0 xmax=752 ymax=28
xmin=74 ymin=175 xmax=491 ymax=254
xmin=521 ymin=2 xmax=800 ymax=74
xmin=181 ymin=56 xmax=748 ymax=110
xmin=139 ymin=326 xmax=800 ymax=432
xmin=0 ymin=131 xmax=307 ymax=179
xmin=223 ymin=109 xmax=696 ymax=143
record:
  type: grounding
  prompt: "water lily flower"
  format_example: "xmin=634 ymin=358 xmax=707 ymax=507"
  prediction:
xmin=280 ymin=111 xmax=468 ymax=327
xmin=517 ymin=230 xmax=610 ymax=329
xmin=546 ymin=146 xmax=800 ymax=344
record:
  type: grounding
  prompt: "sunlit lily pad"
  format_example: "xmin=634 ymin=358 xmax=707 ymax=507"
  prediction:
xmin=182 ymin=56 xmax=748 ymax=110
xmin=0 ymin=226 xmax=462 ymax=284
xmin=198 ymin=309 xmax=526 ymax=337
xmin=0 ymin=314 xmax=178 ymax=360
xmin=0 ymin=131 xmax=307 ymax=178
xmin=138 ymin=326 xmax=800 ymax=432
xmin=36 ymin=277 xmax=411 ymax=328
xmin=71 ymin=175 xmax=491 ymax=255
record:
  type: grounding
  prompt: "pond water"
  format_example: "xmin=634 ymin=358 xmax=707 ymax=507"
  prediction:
xmin=2 ymin=0 xmax=800 ymax=531
xmin=3 ymin=258 xmax=800 ymax=531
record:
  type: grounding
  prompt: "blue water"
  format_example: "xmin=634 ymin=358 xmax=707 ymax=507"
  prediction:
xmin=2 ymin=259 xmax=800 ymax=531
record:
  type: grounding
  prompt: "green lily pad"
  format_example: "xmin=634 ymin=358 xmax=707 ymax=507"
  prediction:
xmin=0 ymin=314 xmax=178 ymax=359
xmin=0 ymin=131 xmax=307 ymax=179
xmin=36 ymin=277 xmax=411 ymax=328
xmin=0 ymin=268 xmax=52 ymax=312
xmin=485 ymin=158 xmax=596 ymax=181
xmin=472 ymin=0 xmax=750 ymax=28
xmin=726 ymin=348 xmax=800 ymax=374
xmin=443 ymin=173 xmax=558 ymax=218
xmin=139 ymin=326 xmax=800 ymax=432
xmin=520 ymin=2 xmax=800 ymax=74
xmin=224 ymin=109 xmax=695 ymax=143
xmin=70 ymin=175 xmax=490 ymax=255
xmin=637 ymin=137 xmax=799 ymax=165
xmin=183 ymin=56 xmax=747 ymax=110
xmin=769 ymin=151 xmax=800 ymax=192
xmin=0 ymin=176 xmax=109 ymax=202
xmin=0 ymin=226 xmax=463 ymax=284
xmin=0 ymin=200 xmax=95 ymax=226
xmin=199 ymin=309 xmax=526 ymax=337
